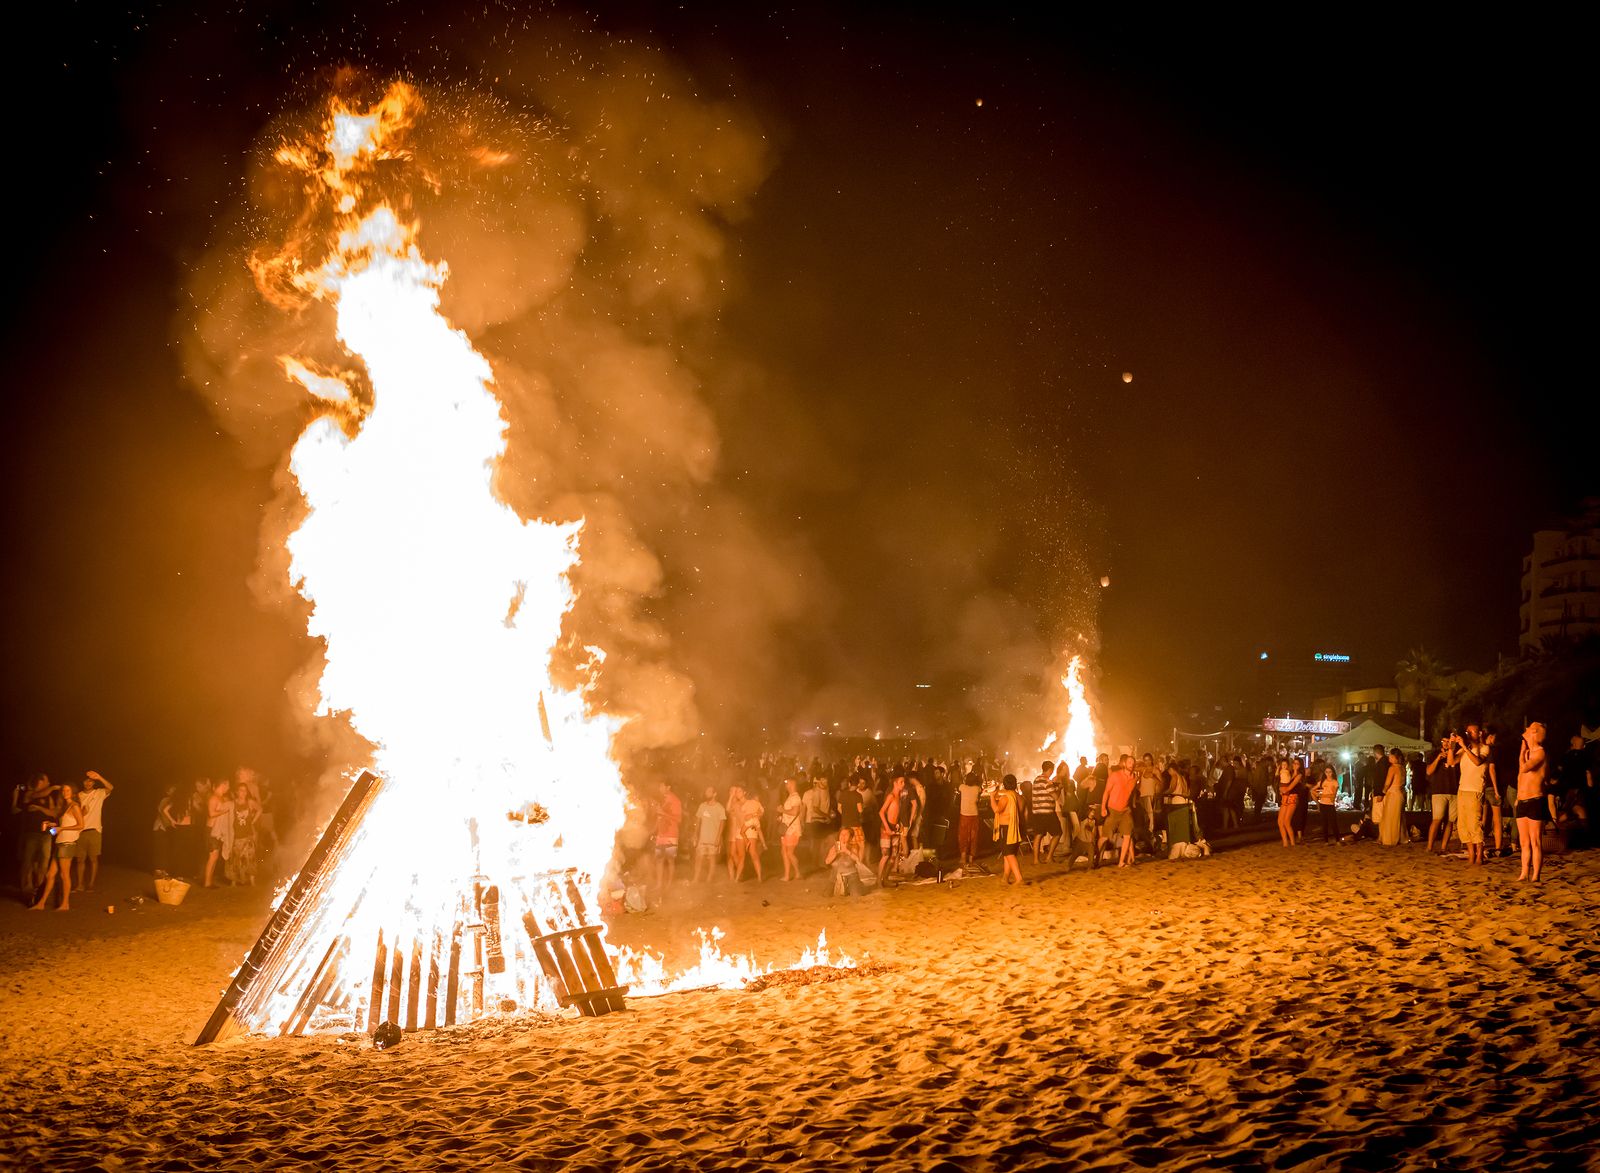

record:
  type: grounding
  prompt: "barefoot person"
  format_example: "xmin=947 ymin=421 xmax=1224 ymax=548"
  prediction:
xmin=73 ymin=771 xmax=112 ymax=893
xmin=956 ymin=770 xmax=983 ymax=870
xmin=1424 ymin=739 xmax=1457 ymax=854
xmin=725 ymin=786 xmax=748 ymax=880
xmin=30 ymin=780 xmax=83 ymax=911
xmin=989 ymin=775 xmax=1023 ymax=884
xmin=1454 ymin=726 xmax=1489 ymax=866
xmin=1102 ymin=754 xmax=1139 ymax=867
xmin=734 ymin=788 xmax=765 ymax=883
xmin=1276 ymin=757 xmax=1298 ymax=848
xmin=778 ymin=777 xmax=804 ymax=881
xmin=1027 ymin=762 xmax=1058 ymax=864
xmin=1516 ymin=723 xmax=1554 ymax=882
xmin=691 ymin=786 xmax=726 ymax=883
xmin=203 ymin=779 xmax=234 ymax=888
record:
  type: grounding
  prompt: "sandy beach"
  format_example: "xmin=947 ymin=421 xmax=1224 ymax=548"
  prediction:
xmin=3 ymin=835 xmax=1597 ymax=1171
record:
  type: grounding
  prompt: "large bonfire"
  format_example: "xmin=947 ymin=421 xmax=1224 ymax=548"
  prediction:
xmin=205 ymin=82 xmax=629 ymax=1038
xmin=202 ymin=82 xmax=854 ymax=1042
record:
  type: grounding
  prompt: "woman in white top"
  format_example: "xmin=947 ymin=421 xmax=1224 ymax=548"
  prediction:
xmin=30 ymin=781 xmax=83 ymax=911
xmin=778 ymin=778 xmax=804 ymax=881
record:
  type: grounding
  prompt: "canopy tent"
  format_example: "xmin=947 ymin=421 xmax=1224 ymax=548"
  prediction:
xmin=1310 ymin=718 xmax=1431 ymax=756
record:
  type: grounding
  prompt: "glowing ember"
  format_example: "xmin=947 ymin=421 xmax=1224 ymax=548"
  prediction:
xmin=1038 ymin=654 xmax=1100 ymax=763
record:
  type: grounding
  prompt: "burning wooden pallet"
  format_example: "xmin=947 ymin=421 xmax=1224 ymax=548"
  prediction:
xmin=195 ymin=771 xmax=626 ymax=1045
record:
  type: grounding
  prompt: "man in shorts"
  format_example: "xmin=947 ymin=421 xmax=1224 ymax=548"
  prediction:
xmin=18 ymin=775 xmax=58 ymax=894
xmin=877 ymin=775 xmax=907 ymax=884
xmin=691 ymin=786 xmax=726 ymax=883
xmin=74 ymin=771 xmax=113 ymax=893
xmin=1516 ymin=723 xmax=1553 ymax=882
xmin=1027 ymin=762 xmax=1058 ymax=864
xmin=1425 ymin=740 xmax=1458 ymax=855
xmin=1453 ymin=725 xmax=1490 ymax=866
xmin=1101 ymin=754 xmax=1139 ymax=868
xmin=651 ymin=780 xmax=683 ymax=897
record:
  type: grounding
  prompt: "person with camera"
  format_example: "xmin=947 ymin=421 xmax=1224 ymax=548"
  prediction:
xmin=1452 ymin=725 xmax=1491 ymax=866
xmin=30 ymin=779 xmax=83 ymax=911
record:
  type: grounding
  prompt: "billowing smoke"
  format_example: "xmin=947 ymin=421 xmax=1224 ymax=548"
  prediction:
xmin=179 ymin=47 xmax=807 ymax=782
xmin=179 ymin=28 xmax=1103 ymax=793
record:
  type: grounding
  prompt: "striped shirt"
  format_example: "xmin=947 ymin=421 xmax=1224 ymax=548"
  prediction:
xmin=1028 ymin=777 xmax=1058 ymax=815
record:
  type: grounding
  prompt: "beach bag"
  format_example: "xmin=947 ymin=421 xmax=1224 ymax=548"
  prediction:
xmin=154 ymin=877 xmax=191 ymax=906
xmin=1371 ymin=796 xmax=1385 ymax=823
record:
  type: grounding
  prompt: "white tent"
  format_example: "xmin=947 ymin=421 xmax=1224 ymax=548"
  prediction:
xmin=1311 ymin=718 xmax=1430 ymax=756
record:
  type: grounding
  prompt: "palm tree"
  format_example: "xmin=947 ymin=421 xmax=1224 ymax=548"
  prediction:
xmin=1395 ymin=648 xmax=1450 ymax=742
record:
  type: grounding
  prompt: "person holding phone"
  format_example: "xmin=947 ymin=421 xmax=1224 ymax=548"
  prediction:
xmin=30 ymin=780 xmax=83 ymax=911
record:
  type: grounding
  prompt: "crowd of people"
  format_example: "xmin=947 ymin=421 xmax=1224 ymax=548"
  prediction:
xmin=9 ymin=720 xmax=1592 ymax=912
xmin=612 ymin=720 xmax=1596 ymax=903
xmin=6 ymin=767 xmax=277 ymax=909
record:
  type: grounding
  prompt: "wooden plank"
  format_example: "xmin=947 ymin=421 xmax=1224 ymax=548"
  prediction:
xmin=282 ymin=935 xmax=348 ymax=1038
xmin=424 ymin=932 xmax=441 ymax=1030
xmin=405 ymin=936 xmax=423 ymax=1031
xmin=386 ymin=939 xmax=404 ymax=1026
xmin=367 ymin=931 xmax=388 ymax=1034
xmin=444 ymin=926 xmax=461 ymax=1027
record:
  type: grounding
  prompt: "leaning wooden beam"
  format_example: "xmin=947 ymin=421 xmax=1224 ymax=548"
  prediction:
xmin=424 ymin=930 xmax=442 ymax=1031
xmin=194 ymin=770 xmax=387 ymax=1045
xmin=281 ymin=935 xmax=350 ymax=1038
xmin=405 ymin=936 xmax=423 ymax=1031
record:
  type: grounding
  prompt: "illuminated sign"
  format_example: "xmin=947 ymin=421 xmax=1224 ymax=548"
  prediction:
xmin=1263 ymin=718 xmax=1351 ymax=735
xmin=1313 ymin=652 xmax=1351 ymax=663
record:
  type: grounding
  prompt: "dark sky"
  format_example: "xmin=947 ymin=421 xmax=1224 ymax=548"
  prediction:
xmin=2 ymin=3 xmax=1590 ymax=802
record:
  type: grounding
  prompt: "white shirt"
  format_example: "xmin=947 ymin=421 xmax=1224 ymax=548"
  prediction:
xmin=79 ymin=788 xmax=108 ymax=832
xmin=1458 ymin=747 xmax=1488 ymax=794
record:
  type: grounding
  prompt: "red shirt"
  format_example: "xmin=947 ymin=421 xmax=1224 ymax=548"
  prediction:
xmin=1103 ymin=768 xmax=1137 ymax=814
xmin=655 ymin=792 xmax=683 ymax=843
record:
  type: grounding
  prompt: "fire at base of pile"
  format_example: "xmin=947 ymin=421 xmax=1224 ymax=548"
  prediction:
xmin=196 ymin=771 xmax=627 ymax=1045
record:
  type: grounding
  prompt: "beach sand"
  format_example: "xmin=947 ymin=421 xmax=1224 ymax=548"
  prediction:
xmin=3 ymin=837 xmax=1596 ymax=1171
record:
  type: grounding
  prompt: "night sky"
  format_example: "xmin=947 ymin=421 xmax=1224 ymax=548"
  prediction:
xmin=2 ymin=4 xmax=1590 ymax=803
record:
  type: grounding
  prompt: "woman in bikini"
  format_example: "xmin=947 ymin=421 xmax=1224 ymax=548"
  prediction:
xmin=735 ymin=790 xmax=765 ymax=883
xmin=1276 ymin=757 xmax=1298 ymax=848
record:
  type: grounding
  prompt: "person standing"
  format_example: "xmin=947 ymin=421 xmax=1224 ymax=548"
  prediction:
xmin=1425 ymin=741 xmax=1458 ymax=855
xmin=1483 ymin=728 xmax=1512 ymax=858
xmin=778 ymin=777 xmax=804 ymax=881
xmin=1454 ymin=726 xmax=1490 ymax=866
xmin=71 ymin=771 xmax=113 ymax=894
xmin=652 ymin=780 xmax=683 ymax=896
xmin=1315 ymin=765 xmax=1341 ymax=843
xmin=1515 ymin=722 xmax=1553 ymax=881
xmin=1101 ymin=755 xmax=1139 ymax=868
xmin=1378 ymin=750 xmax=1406 ymax=846
xmin=1137 ymin=754 xmax=1163 ymax=854
xmin=1276 ymin=758 xmax=1297 ymax=848
xmin=17 ymin=775 xmax=57 ymax=895
xmin=956 ymin=770 xmax=984 ymax=869
xmin=989 ymin=775 xmax=1023 ymax=884
xmin=203 ymin=779 xmax=235 ymax=888
xmin=691 ymin=786 xmax=726 ymax=883
xmin=1027 ymin=762 xmax=1058 ymax=864
xmin=801 ymin=775 xmax=832 ymax=870
xmin=30 ymin=780 xmax=83 ymax=911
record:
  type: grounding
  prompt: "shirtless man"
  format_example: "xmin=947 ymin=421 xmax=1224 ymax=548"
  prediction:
xmin=877 ymin=775 xmax=907 ymax=884
xmin=1515 ymin=723 xmax=1554 ymax=882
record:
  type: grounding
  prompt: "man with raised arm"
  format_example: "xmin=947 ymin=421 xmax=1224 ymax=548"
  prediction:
xmin=1515 ymin=723 xmax=1553 ymax=882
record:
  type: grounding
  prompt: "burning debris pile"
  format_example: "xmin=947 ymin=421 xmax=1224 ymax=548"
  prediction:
xmin=197 ymin=83 xmax=630 ymax=1042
